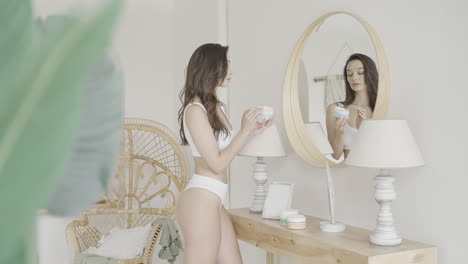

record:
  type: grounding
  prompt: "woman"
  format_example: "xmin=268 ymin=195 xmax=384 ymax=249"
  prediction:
xmin=326 ymin=53 xmax=378 ymax=160
xmin=176 ymin=43 xmax=271 ymax=264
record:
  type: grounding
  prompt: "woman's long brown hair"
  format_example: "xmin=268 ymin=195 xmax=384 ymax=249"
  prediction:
xmin=341 ymin=53 xmax=379 ymax=111
xmin=178 ymin=43 xmax=230 ymax=145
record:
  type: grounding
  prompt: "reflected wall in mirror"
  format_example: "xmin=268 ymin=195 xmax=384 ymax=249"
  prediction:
xmin=283 ymin=11 xmax=390 ymax=168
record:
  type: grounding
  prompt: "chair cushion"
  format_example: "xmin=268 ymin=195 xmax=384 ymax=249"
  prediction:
xmin=86 ymin=223 xmax=152 ymax=259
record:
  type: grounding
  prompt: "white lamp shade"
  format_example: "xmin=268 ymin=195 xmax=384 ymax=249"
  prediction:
xmin=345 ymin=120 xmax=424 ymax=168
xmin=304 ymin=122 xmax=333 ymax=155
xmin=239 ymin=123 xmax=286 ymax=157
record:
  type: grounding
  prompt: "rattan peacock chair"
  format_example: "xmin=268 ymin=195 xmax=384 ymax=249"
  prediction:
xmin=66 ymin=118 xmax=192 ymax=264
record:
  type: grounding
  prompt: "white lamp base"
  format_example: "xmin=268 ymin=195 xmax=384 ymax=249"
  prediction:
xmin=370 ymin=169 xmax=402 ymax=246
xmin=320 ymin=221 xmax=346 ymax=232
xmin=370 ymin=233 xmax=402 ymax=246
xmin=250 ymin=157 xmax=268 ymax=213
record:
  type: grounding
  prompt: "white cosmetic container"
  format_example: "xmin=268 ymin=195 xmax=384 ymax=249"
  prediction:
xmin=258 ymin=105 xmax=274 ymax=123
xmin=333 ymin=106 xmax=349 ymax=119
xmin=280 ymin=209 xmax=299 ymax=225
xmin=286 ymin=214 xmax=307 ymax=230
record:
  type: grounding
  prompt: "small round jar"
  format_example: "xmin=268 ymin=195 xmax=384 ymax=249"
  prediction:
xmin=258 ymin=105 xmax=274 ymax=122
xmin=333 ymin=106 xmax=349 ymax=119
xmin=280 ymin=209 xmax=299 ymax=225
xmin=286 ymin=214 xmax=307 ymax=230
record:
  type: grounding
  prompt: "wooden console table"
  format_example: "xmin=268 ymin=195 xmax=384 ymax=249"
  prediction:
xmin=228 ymin=208 xmax=437 ymax=264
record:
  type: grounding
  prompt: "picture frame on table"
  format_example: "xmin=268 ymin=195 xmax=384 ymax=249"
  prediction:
xmin=262 ymin=182 xmax=294 ymax=219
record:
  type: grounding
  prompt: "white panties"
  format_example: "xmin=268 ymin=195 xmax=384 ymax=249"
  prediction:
xmin=184 ymin=174 xmax=228 ymax=202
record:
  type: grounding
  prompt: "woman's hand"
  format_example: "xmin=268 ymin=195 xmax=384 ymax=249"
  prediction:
xmin=334 ymin=116 xmax=348 ymax=135
xmin=251 ymin=118 xmax=273 ymax=136
xmin=356 ymin=107 xmax=368 ymax=120
xmin=349 ymin=105 xmax=369 ymax=120
xmin=240 ymin=106 xmax=263 ymax=135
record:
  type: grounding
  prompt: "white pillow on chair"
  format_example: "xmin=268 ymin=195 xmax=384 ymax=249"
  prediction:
xmin=86 ymin=223 xmax=152 ymax=259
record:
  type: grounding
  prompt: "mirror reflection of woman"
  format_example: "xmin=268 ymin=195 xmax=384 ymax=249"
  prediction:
xmin=176 ymin=43 xmax=271 ymax=264
xmin=326 ymin=53 xmax=378 ymax=160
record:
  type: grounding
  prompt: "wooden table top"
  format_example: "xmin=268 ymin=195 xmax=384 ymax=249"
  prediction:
xmin=228 ymin=208 xmax=437 ymax=264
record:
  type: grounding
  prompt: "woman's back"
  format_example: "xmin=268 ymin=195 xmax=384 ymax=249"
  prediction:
xmin=183 ymin=98 xmax=232 ymax=183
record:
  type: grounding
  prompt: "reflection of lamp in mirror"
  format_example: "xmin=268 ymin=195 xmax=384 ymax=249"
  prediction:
xmin=346 ymin=120 xmax=424 ymax=246
xmin=305 ymin=122 xmax=345 ymax=232
xmin=239 ymin=123 xmax=286 ymax=213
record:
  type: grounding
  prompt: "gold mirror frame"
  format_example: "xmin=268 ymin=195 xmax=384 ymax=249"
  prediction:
xmin=283 ymin=11 xmax=390 ymax=168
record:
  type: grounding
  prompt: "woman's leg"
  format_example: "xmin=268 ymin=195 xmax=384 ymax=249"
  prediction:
xmin=217 ymin=206 xmax=243 ymax=264
xmin=176 ymin=188 xmax=222 ymax=264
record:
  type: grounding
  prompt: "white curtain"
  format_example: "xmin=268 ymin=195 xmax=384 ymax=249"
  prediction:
xmin=324 ymin=75 xmax=346 ymax=109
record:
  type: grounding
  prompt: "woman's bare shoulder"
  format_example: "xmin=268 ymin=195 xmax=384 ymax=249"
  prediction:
xmin=190 ymin=96 xmax=202 ymax=104
xmin=327 ymin=103 xmax=340 ymax=112
xmin=185 ymin=97 xmax=207 ymax=116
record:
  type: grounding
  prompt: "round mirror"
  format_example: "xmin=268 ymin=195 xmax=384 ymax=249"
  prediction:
xmin=283 ymin=11 xmax=390 ymax=168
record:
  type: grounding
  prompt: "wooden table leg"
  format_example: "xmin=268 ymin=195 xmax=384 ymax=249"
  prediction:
xmin=266 ymin=252 xmax=274 ymax=264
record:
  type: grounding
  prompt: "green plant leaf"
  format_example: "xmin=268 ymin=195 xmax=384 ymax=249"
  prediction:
xmin=0 ymin=0 xmax=34 ymax=73
xmin=43 ymin=16 xmax=125 ymax=215
xmin=0 ymin=0 xmax=122 ymax=261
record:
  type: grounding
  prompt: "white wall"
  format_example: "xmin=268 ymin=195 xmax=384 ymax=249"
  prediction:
xmin=114 ymin=0 xmax=221 ymax=132
xmin=228 ymin=1 xmax=468 ymax=263
xmin=34 ymin=0 xmax=221 ymax=132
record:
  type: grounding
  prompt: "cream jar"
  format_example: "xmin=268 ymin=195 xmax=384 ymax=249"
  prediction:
xmin=333 ymin=105 xmax=349 ymax=119
xmin=280 ymin=209 xmax=299 ymax=225
xmin=258 ymin=105 xmax=274 ymax=123
xmin=286 ymin=214 xmax=307 ymax=230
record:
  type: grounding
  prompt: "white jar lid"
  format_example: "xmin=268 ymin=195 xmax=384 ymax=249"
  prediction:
xmin=261 ymin=105 xmax=274 ymax=115
xmin=280 ymin=209 xmax=299 ymax=219
xmin=334 ymin=106 xmax=349 ymax=114
xmin=287 ymin=214 xmax=306 ymax=223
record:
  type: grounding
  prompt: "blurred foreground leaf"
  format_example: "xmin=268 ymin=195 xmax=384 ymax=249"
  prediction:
xmin=0 ymin=0 xmax=122 ymax=262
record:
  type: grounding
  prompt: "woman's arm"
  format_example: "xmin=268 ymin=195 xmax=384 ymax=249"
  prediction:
xmin=185 ymin=105 xmax=266 ymax=174
xmin=326 ymin=104 xmax=346 ymax=160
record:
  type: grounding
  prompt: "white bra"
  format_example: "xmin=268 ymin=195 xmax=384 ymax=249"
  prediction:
xmin=183 ymin=102 xmax=233 ymax=157
xmin=343 ymin=124 xmax=358 ymax=150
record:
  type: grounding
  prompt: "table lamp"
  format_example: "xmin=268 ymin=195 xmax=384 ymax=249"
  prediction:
xmin=345 ymin=120 xmax=424 ymax=246
xmin=239 ymin=123 xmax=286 ymax=213
xmin=305 ymin=122 xmax=345 ymax=232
